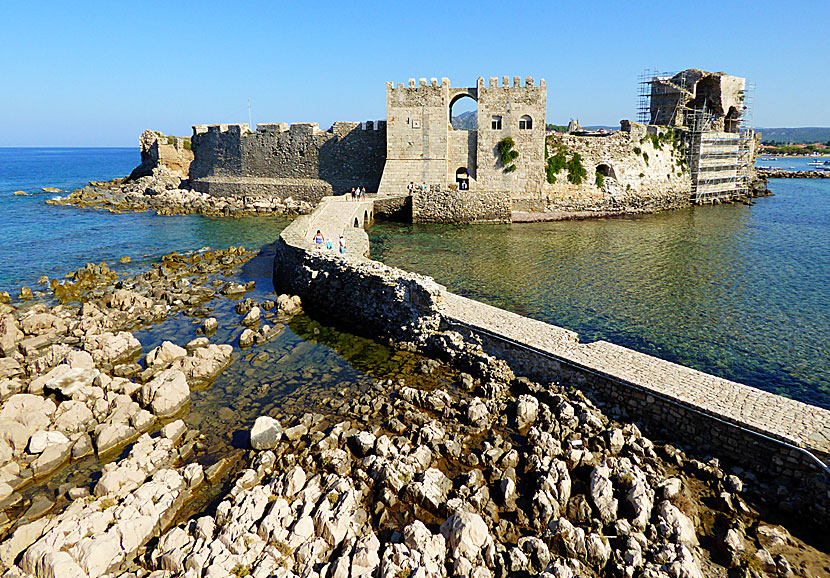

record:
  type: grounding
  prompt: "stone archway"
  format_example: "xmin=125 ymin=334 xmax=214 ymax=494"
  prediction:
xmin=449 ymin=94 xmax=477 ymax=131
xmin=455 ymin=167 xmax=470 ymax=190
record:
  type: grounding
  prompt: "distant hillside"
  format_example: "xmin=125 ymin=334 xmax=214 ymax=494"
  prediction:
xmin=451 ymin=110 xmax=476 ymax=130
xmin=756 ymin=127 xmax=830 ymax=144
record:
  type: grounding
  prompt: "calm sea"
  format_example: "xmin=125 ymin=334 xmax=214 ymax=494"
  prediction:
xmin=369 ymin=180 xmax=830 ymax=409
xmin=1 ymin=148 xmax=828 ymax=409
xmin=0 ymin=148 xmax=289 ymax=291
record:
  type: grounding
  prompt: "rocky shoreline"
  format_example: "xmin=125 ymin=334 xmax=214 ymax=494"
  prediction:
xmin=757 ymin=168 xmax=830 ymax=179
xmin=45 ymin=167 xmax=313 ymax=217
xmin=0 ymin=244 xmax=827 ymax=577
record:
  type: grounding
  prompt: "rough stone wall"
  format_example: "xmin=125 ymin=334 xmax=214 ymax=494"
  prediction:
xmin=527 ymin=122 xmax=691 ymax=213
xmin=189 ymin=121 xmax=386 ymax=201
xmin=412 ymin=189 xmax=511 ymax=224
xmin=129 ymin=130 xmax=193 ymax=179
xmin=447 ymin=130 xmax=476 ymax=183
xmin=476 ymin=76 xmax=547 ymax=197
xmin=377 ymin=78 xmax=452 ymax=196
xmin=273 ymin=232 xmax=445 ymax=345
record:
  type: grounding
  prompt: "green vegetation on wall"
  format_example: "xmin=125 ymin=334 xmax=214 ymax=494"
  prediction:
xmin=545 ymin=136 xmax=586 ymax=185
xmin=497 ymin=137 xmax=519 ymax=173
xmin=566 ymin=152 xmax=587 ymax=184
xmin=595 ymin=171 xmax=604 ymax=188
xmin=545 ymin=141 xmax=568 ymax=184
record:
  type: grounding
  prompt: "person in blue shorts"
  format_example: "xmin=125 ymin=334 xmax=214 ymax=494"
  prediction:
xmin=313 ymin=230 xmax=324 ymax=244
xmin=339 ymin=235 xmax=346 ymax=255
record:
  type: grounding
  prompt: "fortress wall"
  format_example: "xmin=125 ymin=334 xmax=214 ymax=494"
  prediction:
xmin=447 ymin=130 xmax=476 ymax=183
xmin=519 ymin=123 xmax=691 ymax=213
xmin=189 ymin=121 xmax=386 ymax=200
xmin=412 ymin=188 xmax=511 ymax=224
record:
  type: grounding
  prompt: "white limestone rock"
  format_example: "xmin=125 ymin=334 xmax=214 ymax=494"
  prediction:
xmin=516 ymin=394 xmax=539 ymax=429
xmin=139 ymin=369 xmax=190 ymax=417
xmin=45 ymin=368 xmax=101 ymax=397
xmin=589 ymin=463 xmax=618 ymax=524
xmin=241 ymin=306 xmax=261 ymax=326
xmin=53 ymin=400 xmax=94 ymax=433
xmin=466 ymin=397 xmax=489 ymax=425
xmin=27 ymin=430 xmax=70 ymax=454
xmin=83 ymin=331 xmax=142 ymax=365
xmin=145 ymin=340 xmax=187 ymax=367
xmin=250 ymin=416 xmax=284 ymax=450
xmin=407 ymin=467 xmax=452 ymax=512
xmin=440 ymin=510 xmax=490 ymax=561
xmin=173 ymin=343 xmax=233 ymax=384
xmin=201 ymin=317 xmax=218 ymax=334
xmin=656 ymin=500 xmax=698 ymax=546
xmin=239 ymin=329 xmax=255 ymax=348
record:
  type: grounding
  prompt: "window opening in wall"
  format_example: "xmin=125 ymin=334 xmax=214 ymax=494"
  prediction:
xmin=519 ymin=115 xmax=533 ymax=130
xmin=596 ymin=164 xmax=616 ymax=179
xmin=450 ymin=95 xmax=477 ymax=130
xmin=491 ymin=116 xmax=502 ymax=130
xmin=456 ymin=167 xmax=470 ymax=190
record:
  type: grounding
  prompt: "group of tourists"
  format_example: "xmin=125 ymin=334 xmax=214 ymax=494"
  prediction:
xmin=349 ymin=186 xmax=367 ymax=200
xmin=313 ymin=230 xmax=347 ymax=255
xmin=407 ymin=181 xmax=430 ymax=194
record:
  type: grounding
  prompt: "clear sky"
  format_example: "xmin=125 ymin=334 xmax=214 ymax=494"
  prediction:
xmin=2 ymin=1 xmax=828 ymax=146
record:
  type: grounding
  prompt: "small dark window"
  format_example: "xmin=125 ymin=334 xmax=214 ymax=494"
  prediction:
xmin=491 ymin=116 xmax=502 ymax=130
xmin=519 ymin=115 xmax=533 ymax=130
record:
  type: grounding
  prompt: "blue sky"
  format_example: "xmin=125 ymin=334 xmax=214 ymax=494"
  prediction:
xmin=1 ymin=1 xmax=828 ymax=146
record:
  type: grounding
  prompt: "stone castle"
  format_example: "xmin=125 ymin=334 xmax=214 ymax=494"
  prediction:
xmin=182 ymin=69 xmax=759 ymax=223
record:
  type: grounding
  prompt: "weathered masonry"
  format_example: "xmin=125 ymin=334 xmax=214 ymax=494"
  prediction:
xmin=189 ymin=121 xmax=386 ymax=203
xmin=378 ymin=77 xmax=547 ymax=222
xmin=189 ymin=69 xmax=760 ymax=222
xmin=640 ymin=69 xmax=757 ymax=203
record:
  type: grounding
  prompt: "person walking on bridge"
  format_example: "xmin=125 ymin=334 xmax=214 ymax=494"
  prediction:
xmin=339 ymin=234 xmax=347 ymax=255
xmin=313 ymin=230 xmax=325 ymax=245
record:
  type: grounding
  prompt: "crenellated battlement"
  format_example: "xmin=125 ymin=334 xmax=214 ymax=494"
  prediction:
xmin=386 ymin=75 xmax=544 ymax=94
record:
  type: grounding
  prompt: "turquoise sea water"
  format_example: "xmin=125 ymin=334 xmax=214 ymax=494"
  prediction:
xmin=1 ymin=148 xmax=828 ymax=409
xmin=0 ymin=148 xmax=289 ymax=290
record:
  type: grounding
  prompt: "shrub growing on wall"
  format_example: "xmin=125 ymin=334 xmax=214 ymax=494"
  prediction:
xmin=595 ymin=171 xmax=604 ymax=188
xmin=497 ymin=137 xmax=519 ymax=173
xmin=567 ymin=152 xmax=587 ymax=185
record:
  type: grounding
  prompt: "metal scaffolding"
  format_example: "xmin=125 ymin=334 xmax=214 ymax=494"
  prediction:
xmin=638 ymin=70 xmax=756 ymax=203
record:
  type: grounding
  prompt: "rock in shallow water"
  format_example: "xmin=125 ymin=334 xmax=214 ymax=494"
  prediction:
xmin=250 ymin=416 xmax=283 ymax=450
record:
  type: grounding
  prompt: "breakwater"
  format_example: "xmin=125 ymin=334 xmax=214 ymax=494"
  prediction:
xmin=274 ymin=194 xmax=830 ymax=523
xmin=758 ymin=168 xmax=830 ymax=178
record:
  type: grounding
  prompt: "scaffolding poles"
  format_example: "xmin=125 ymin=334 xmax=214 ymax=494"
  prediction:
xmin=636 ymin=69 xmax=756 ymax=204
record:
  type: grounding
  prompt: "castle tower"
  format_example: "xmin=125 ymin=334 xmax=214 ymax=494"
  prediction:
xmin=377 ymin=76 xmax=547 ymax=205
